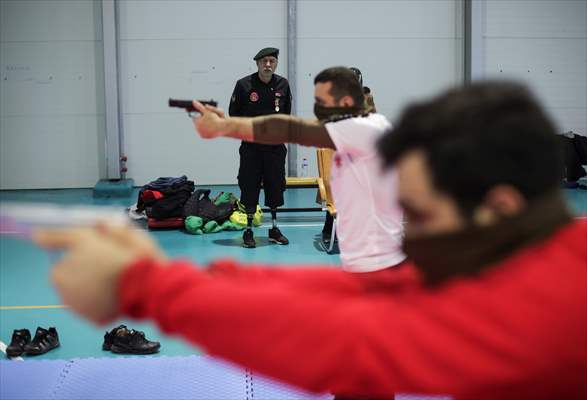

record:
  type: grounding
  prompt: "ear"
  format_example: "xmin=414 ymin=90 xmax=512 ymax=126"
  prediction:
xmin=338 ymin=95 xmax=355 ymax=107
xmin=473 ymin=185 xmax=526 ymax=226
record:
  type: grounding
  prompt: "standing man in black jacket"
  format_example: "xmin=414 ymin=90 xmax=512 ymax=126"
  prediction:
xmin=229 ymin=47 xmax=292 ymax=248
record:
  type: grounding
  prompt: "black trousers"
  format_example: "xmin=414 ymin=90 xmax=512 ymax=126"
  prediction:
xmin=559 ymin=134 xmax=587 ymax=182
xmin=238 ymin=142 xmax=287 ymax=214
xmin=322 ymin=212 xmax=334 ymax=234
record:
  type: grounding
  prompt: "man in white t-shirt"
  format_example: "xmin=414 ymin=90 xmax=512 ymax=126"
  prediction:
xmin=190 ymin=67 xmax=405 ymax=272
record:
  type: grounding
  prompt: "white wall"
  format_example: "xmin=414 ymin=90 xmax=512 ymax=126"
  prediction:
xmin=0 ymin=0 xmax=105 ymax=189
xmin=4 ymin=0 xmax=583 ymax=189
xmin=295 ymin=0 xmax=464 ymax=176
xmin=1 ymin=0 xmax=464 ymax=188
xmin=118 ymin=0 xmax=288 ymax=186
xmin=478 ymin=0 xmax=587 ymax=135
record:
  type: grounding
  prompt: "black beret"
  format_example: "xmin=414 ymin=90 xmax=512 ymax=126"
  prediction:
xmin=349 ymin=67 xmax=363 ymax=87
xmin=254 ymin=47 xmax=279 ymax=60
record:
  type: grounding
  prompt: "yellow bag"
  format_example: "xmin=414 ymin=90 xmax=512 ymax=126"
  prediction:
xmin=230 ymin=202 xmax=263 ymax=228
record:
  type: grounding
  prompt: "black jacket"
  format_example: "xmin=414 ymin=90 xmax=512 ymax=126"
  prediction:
xmin=229 ymin=73 xmax=292 ymax=117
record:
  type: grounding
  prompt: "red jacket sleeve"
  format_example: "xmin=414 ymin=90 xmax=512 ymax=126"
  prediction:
xmin=118 ymin=224 xmax=587 ymax=400
xmin=205 ymin=258 xmax=420 ymax=293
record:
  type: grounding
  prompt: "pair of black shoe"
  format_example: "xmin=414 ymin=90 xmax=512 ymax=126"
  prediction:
xmin=6 ymin=327 xmax=60 ymax=358
xmin=102 ymin=325 xmax=160 ymax=355
xmin=243 ymin=227 xmax=289 ymax=248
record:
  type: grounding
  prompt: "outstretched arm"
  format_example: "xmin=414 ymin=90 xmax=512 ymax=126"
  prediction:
xmin=34 ymin=224 xmax=583 ymax=399
xmin=119 ymin=257 xmax=559 ymax=399
xmin=192 ymin=101 xmax=335 ymax=149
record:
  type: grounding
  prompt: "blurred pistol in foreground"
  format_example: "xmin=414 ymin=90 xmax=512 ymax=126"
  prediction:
xmin=0 ymin=203 xmax=129 ymax=240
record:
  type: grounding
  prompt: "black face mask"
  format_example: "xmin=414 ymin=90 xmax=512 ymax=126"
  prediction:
xmin=402 ymin=192 xmax=572 ymax=286
xmin=313 ymin=103 xmax=364 ymax=122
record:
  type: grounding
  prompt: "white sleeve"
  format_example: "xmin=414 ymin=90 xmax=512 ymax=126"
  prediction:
xmin=325 ymin=114 xmax=391 ymax=157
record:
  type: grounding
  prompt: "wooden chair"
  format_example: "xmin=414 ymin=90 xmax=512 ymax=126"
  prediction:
xmin=316 ymin=148 xmax=337 ymax=253
xmin=284 ymin=177 xmax=318 ymax=188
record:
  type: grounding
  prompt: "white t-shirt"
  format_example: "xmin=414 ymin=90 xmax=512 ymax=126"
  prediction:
xmin=325 ymin=113 xmax=406 ymax=272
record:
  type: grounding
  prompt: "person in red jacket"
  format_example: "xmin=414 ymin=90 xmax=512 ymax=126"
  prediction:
xmin=35 ymin=81 xmax=586 ymax=400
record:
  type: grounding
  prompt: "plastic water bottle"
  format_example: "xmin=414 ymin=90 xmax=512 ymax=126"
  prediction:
xmin=301 ymin=158 xmax=309 ymax=177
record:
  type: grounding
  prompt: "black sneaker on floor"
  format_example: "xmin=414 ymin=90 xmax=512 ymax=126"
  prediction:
xmin=320 ymin=231 xmax=339 ymax=254
xmin=109 ymin=328 xmax=160 ymax=355
xmin=23 ymin=327 xmax=60 ymax=356
xmin=6 ymin=329 xmax=31 ymax=358
xmin=242 ymin=228 xmax=256 ymax=248
xmin=321 ymin=230 xmax=332 ymax=243
xmin=321 ymin=231 xmax=338 ymax=245
xmin=269 ymin=227 xmax=289 ymax=245
xmin=102 ymin=324 xmax=128 ymax=351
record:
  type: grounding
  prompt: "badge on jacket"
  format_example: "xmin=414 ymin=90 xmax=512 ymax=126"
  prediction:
xmin=249 ymin=92 xmax=259 ymax=102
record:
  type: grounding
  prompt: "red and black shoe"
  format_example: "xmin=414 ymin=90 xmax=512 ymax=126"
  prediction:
xmin=102 ymin=324 xmax=128 ymax=351
xmin=23 ymin=327 xmax=60 ymax=356
xmin=268 ymin=227 xmax=289 ymax=245
xmin=242 ymin=228 xmax=256 ymax=248
xmin=6 ymin=329 xmax=31 ymax=358
xmin=108 ymin=327 xmax=160 ymax=355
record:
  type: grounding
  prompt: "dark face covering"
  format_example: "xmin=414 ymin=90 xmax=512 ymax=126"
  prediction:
xmin=313 ymin=103 xmax=365 ymax=122
xmin=402 ymin=192 xmax=572 ymax=286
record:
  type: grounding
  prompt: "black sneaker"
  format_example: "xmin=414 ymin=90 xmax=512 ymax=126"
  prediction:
xmin=321 ymin=230 xmax=332 ymax=244
xmin=109 ymin=328 xmax=160 ymax=355
xmin=102 ymin=324 xmax=128 ymax=351
xmin=6 ymin=329 xmax=31 ymax=358
xmin=321 ymin=230 xmax=338 ymax=245
xmin=23 ymin=327 xmax=60 ymax=356
xmin=269 ymin=227 xmax=289 ymax=245
xmin=320 ymin=231 xmax=339 ymax=254
xmin=242 ymin=228 xmax=256 ymax=248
